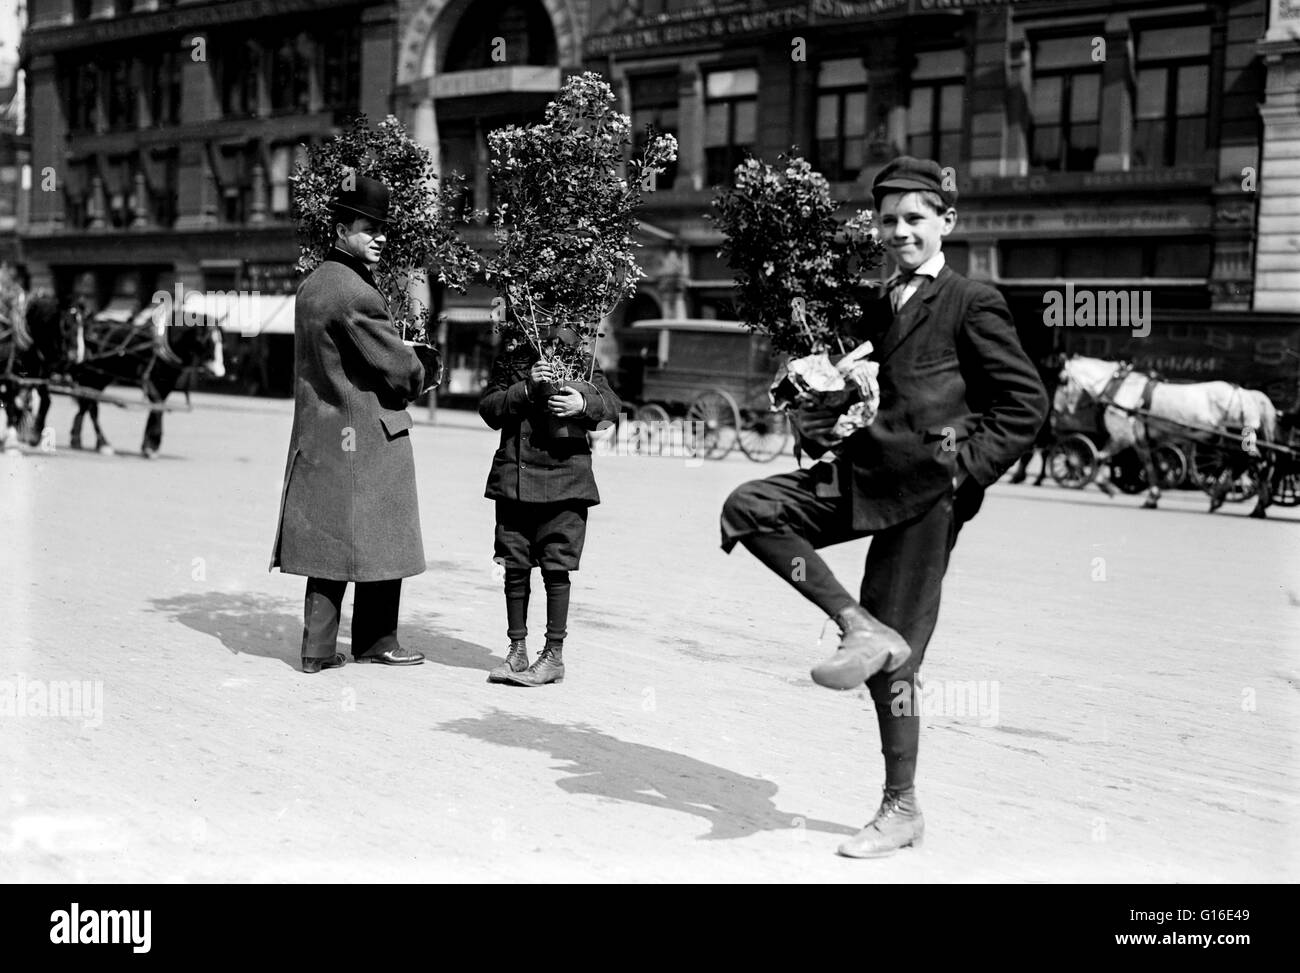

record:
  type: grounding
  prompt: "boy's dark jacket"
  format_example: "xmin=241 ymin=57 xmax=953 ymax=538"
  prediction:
xmin=479 ymin=345 xmax=622 ymax=505
xmin=800 ymin=264 xmax=1048 ymax=531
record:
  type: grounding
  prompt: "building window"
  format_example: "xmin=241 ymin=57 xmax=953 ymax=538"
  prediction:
xmin=1030 ymin=36 xmax=1102 ymax=172
xmin=147 ymin=49 xmax=182 ymax=127
xmin=221 ymin=40 xmax=261 ymax=118
xmin=106 ymin=60 xmax=138 ymax=132
xmin=269 ymin=34 xmax=312 ymax=114
xmin=269 ymin=144 xmax=293 ymax=217
xmin=1000 ymin=238 xmax=1211 ymax=279
xmin=630 ymin=72 xmax=679 ymax=190
xmin=73 ymin=0 xmax=93 ymax=19
xmin=444 ymin=0 xmax=558 ymax=72
xmin=151 ymin=151 xmax=179 ymax=228
xmin=704 ymin=67 xmax=758 ymax=186
xmin=908 ymin=48 xmax=965 ymax=164
xmin=815 ymin=58 xmax=868 ymax=182
xmin=321 ymin=25 xmax=360 ymax=113
xmin=1133 ymin=24 xmax=1213 ymax=168
xmin=67 ymin=62 xmax=100 ymax=133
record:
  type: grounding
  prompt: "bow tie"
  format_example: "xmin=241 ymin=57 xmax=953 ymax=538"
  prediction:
xmin=889 ymin=269 xmax=922 ymax=290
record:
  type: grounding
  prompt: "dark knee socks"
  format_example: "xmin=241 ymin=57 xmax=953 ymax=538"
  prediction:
xmin=740 ymin=530 xmax=858 ymax=618
xmin=542 ymin=569 xmax=570 ymax=644
xmin=870 ymin=675 xmax=920 ymax=791
xmin=504 ymin=567 xmax=570 ymax=645
xmin=504 ymin=568 xmax=531 ymax=641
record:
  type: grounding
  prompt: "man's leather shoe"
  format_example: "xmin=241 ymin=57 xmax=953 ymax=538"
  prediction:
xmin=837 ymin=787 xmax=924 ymax=858
xmin=353 ymin=645 xmax=425 ymax=666
xmin=302 ymin=653 xmax=347 ymax=673
xmin=501 ymin=645 xmax=564 ymax=686
xmin=488 ymin=639 xmax=530 ymax=684
xmin=811 ymin=604 xmax=911 ymax=690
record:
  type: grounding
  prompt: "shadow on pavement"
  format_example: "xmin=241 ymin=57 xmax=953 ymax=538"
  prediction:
xmin=439 ymin=710 xmax=856 ymax=841
xmin=149 ymin=592 xmax=302 ymax=668
xmin=406 ymin=618 xmax=499 ymax=672
xmin=149 ymin=593 xmax=502 ymax=673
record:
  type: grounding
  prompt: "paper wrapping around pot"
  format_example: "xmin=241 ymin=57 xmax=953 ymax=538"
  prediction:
xmin=769 ymin=340 xmax=880 ymax=436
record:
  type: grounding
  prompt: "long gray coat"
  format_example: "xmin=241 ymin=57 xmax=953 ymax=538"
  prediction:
xmin=270 ymin=249 xmax=427 ymax=581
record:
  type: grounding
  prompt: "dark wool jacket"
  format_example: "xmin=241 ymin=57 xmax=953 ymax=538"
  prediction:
xmin=801 ymin=264 xmax=1048 ymax=531
xmin=270 ymin=248 xmax=427 ymax=581
xmin=479 ymin=346 xmax=622 ymax=506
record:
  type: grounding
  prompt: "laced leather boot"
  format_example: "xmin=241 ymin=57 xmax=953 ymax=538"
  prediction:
xmin=810 ymin=604 xmax=912 ymax=691
xmin=837 ymin=786 xmax=924 ymax=858
xmin=487 ymin=639 xmax=530 ymax=684
xmin=502 ymin=641 xmax=565 ymax=687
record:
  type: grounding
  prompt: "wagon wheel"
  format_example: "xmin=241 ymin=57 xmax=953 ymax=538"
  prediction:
xmin=1270 ymin=466 xmax=1300 ymax=507
xmin=687 ymin=388 xmax=739 ymax=460
xmin=1189 ymin=440 xmax=1258 ymax=503
xmin=1109 ymin=443 xmax=1189 ymax=493
xmin=631 ymin=403 xmax=671 ymax=456
xmin=1046 ymin=433 xmax=1099 ymax=489
xmin=1108 ymin=447 xmax=1146 ymax=494
xmin=1153 ymin=442 xmax=1188 ymax=490
xmin=737 ymin=391 xmax=791 ymax=463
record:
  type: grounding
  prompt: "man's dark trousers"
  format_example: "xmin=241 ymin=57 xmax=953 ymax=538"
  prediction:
xmin=721 ymin=465 xmax=979 ymax=785
xmin=301 ymin=577 xmax=402 ymax=660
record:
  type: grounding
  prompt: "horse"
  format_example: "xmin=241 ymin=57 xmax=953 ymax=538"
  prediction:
xmin=1055 ymin=355 xmax=1278 ymax=517
xmin=37 ymin=316 xmax=225 ymax=457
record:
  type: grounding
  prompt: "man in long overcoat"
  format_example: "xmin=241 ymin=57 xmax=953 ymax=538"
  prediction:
xmin=270 ymin=176 xmax=436 ymax=672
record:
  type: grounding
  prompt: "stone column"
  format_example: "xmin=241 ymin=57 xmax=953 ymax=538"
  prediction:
xmin=360 ymin=4 xmax=397 ymax=122
xmin=865 ymin=41 xmax=906 ymax=166
xmin=24 ymin=53 xmax=66 ymax=231
xmin=1094 ymin=16 xmax=1134 ymax=172
xmin=677 ymin=64 xmax=703 ymax=192
xmin=1253 ymin=0 xmax=1300 ymax=311
xmin=175 ymin=32 xmax=219 ymax=229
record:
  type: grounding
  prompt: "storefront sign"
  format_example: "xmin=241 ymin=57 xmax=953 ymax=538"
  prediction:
xmin=244 ymin=262 xmax=299 ymax=296
xmin=585 ymin=0 xmax=1025 ymax=55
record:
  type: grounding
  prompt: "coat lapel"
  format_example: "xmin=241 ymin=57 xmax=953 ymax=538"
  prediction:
xmin=875 ymin=265 xmax=955 ymax=366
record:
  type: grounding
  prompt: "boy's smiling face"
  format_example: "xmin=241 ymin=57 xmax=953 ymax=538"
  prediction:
xmin=878 ymin=191 xmax=957 ymax=272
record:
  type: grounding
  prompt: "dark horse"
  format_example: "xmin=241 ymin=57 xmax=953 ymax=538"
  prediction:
xmin=1 ymin=288 xmax=76 ymax=450
xmin=1009 ymin=352 xmax=1066 ymax=486
xmin=27 ymin=316 xmax=225 ymax=457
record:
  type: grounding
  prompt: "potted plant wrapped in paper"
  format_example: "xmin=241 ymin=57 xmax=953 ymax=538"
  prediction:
xmin=483 ymin=72 xmax=677 ymax=437
xmin=293 ymin=114 xmax=482 ymax=387
xmin=710 ymin=153 xmax=887 ymax=450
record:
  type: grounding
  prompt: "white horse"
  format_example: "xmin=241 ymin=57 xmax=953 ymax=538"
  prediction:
xmin=1055 ymin=355 xmax=1278 ymax=517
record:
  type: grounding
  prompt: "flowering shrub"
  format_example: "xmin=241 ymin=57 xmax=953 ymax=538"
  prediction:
xmin=710 ymin=153 xmax=886 ymax=357
xmin=483 ymin=72 xmax=677 ymax=383
xmin=293 ymin=114 xmax=482 ymax=343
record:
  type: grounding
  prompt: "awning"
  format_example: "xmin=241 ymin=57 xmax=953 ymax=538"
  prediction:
xmin=204 ymin=293 xmax=294 ymax=335
xmin=93 ymin=298 xmax=139 ymax=324
xmin=440 ymin=306 xmax=496 ymax=324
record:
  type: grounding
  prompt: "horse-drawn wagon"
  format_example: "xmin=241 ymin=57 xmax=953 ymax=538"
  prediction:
xmin=623 ymin=318 xmax=791 ymax=462
xmin=1047 ymin=355 xmax=1298 ymax=517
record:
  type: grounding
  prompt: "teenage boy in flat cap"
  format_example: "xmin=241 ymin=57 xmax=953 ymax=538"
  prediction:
xmin=720 ymin=157 xmax=1046 ymax=857
xmin=271 ymin=175 xmax=439 ymax=673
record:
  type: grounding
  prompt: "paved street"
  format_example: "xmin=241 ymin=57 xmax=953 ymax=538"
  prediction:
xmin=2 ymin=391 xmax=1297 ymax=882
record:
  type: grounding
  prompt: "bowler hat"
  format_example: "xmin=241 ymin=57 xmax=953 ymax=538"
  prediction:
xmin=332 ymin=175 xmax=390 ymax=224
xmin=871 ymin=156 xmax=955 ymax=209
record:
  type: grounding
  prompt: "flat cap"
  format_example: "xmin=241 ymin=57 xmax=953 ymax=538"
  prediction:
xmin=870 ymin=156 xmax=956 ymax=209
